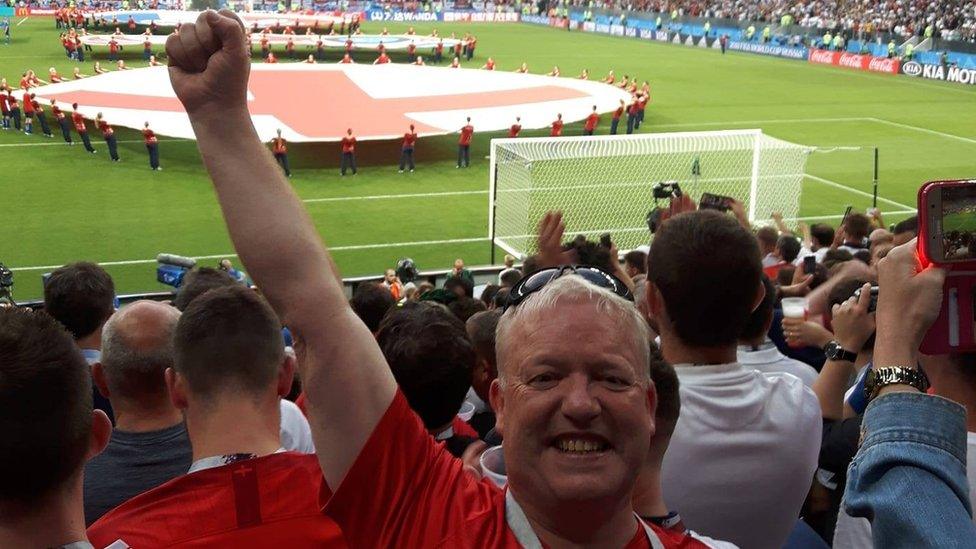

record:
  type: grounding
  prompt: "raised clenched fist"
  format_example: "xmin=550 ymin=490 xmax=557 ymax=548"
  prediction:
xmin=166 ymin=9 xmax=250 ymax=116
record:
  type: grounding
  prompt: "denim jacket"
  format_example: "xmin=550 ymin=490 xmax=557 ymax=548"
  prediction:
xmin=845 ymin=392 xmax=976 ymax=547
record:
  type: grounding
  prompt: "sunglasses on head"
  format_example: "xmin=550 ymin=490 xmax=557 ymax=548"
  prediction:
xmin=505 ymin=265 xmax=634 ymax=311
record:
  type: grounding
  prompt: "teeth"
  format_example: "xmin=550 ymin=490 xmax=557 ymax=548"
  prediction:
xmin=557 ymin=439 xmax=605 ymax=453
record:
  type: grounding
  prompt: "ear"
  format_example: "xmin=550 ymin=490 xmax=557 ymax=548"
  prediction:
xmin=91 ymin=362 xmax=111 ymax=400
xmin=488 ymin=378 xmax=505 ymax=438
xmin=277 ymin=352 xmax=297 ymax=398
xmin=86 ymin=409 xmax=113 ymax=461
xmin=165 ymin=368 xmax=189 ymax=410
xmin=645 ymin=280 xmax=664 ymax=318
xmin=751 ymin=279 xmax=767 ymax=314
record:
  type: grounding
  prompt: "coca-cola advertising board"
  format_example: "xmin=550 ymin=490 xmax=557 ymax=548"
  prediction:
xmin=807 ymin=49 xmax=900 ymax=75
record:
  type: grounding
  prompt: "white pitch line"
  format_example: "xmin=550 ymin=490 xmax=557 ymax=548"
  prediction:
xmin=651 ymin=117 xmax=872 ymax=129
xmin=9 ymin=236 xmax=489 ymax=272
xmin=868 ymin=117 xmax=976 ymax=146
xmin=16 ymin=17 xmax=29 ymax=26
xmin=302 ymin=189 xmax=486 ymax=203
xmin=805 ymin=174 xmax=915 ymax=210
xmin=0 ymin=138 xmax=184 ymax=147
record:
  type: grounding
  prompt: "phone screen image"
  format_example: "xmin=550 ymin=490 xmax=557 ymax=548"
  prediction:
xmin=941 ymin=185 xmax=976 ymax=262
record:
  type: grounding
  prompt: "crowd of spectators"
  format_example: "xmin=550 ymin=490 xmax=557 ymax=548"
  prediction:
xmin=2 ymin=10 xmax=975 ymax=549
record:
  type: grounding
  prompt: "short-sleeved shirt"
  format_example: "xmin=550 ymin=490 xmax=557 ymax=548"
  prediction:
xmin=459 ymin=125 xmax=474 ymax=146
xmin=272 ymin=137 xmax=287 ymax=154
xmin=375 ymin=54 xmax=390 ymax=64
xmin=550 ymin=120 xmax=564 ymax=136
xmin=22 ymin=93 xmax=34 ymax=113
xmin=341 ymin=136 xmax=356 ymax=153
xmin=324 ymin=391 xmax=690 ymax=548
xmin=613 ymin=106 xmax=625 ymax=120
xmin=98 ymin=120 xmax=113 ymax=137
xmin=584 ymin=113 xmax=599 ymax=131
xmin=88 ymin=452 xmax=346 ymax=547
xmin=508 ymin=124 xmax=521 ymax=137
xmin=402 ymin=132 xmax=417 ymax=149
xmin=143 ymin=128 xmax=158 ymax=144
xmin=72 ymin=111 xmax=87 ymax=132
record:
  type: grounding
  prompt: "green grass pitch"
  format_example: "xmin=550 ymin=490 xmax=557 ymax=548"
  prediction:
xmin=943 ymin=211 xmax=976 ymax=234
xmin=2 ymin=17 xmax=974 ymax=301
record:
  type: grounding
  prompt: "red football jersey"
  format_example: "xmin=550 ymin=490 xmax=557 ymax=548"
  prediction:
xmin=0 ymin=95 xmax=9 ymax=115
xmin=98 ymin=120 xmax=113 ymax=137
xmin=143 ymin=128 xmax=158 ymax=144
xmin=613 ymin=106 xmax=624 ymax=120
xmin=52 ymin=105 xmax=64 ymax=119
xmin=87 ymin=453 xmax=347 ymax=547
xmin=508 ymin=124 xmax=521 ymax=138
xmin=19 ymin=77 xmax=29 ymax=90
xmin=22 ymin=93 xmax=34 ymax=114
xmin=324 ymin=391 xmax=698 ymax=548
xmin=584 ymin=113 xmax=599 ymax=131
xmin=272 ymin=137 xmax=287 ymax=154
xmin=402 ymin=131 xmax=417 ymax=149
xmin=341 ymin=136 xmax=356 ymax=153
xmin=459 ymin=125 xmax=474 ymax=146
xmin=375 ymin=53 xmax=390 ymax=64
xmin=72 ymin=111 xmax=86 ymax=132
xmin=550 ymin=120 xmax=564 ymax=137
xmin=638 ymin=95 xmax=650 ymax=110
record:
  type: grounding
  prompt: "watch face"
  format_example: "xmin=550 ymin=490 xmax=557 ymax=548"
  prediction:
xmin=824 ymin=341 xmax=840 ymax=359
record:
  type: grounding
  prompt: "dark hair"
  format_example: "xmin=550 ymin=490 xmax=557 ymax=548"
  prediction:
xmin=853 ymin=249 xmax=872 ymax=264
xmin=480 ymin=284 xmax=500 ymax=308
xmin=777 ymin=265 xmax=796 ymax=287
xmin=493 ymin=287 xmax=511 ymax=309
xmin=444 ymin=275 xmax=473 ymax=298
xmin=810 ymin=223 xmax=835 ymax=248
xmin=648 ymin=342 xmax=679 ymax=438
xmin=822 ymin=248 xmax=854 ymax=271
xmin=776 ymin=235 xmax=801 ymax=263
xmin=376 ymin=302 xmax=473 ymax=430
xmin=844 ymin=213 xmax=872 ymax=241
xmin=43 ymin=261 xmax=115 ymax=340
xmin=173 ymin=286 xmax=284 ymax=400
xmin=828 ymin=278 xmax=875 ymax=351
xmin=893 ymin=216 xmax=918 ymax=236
xmin=349 ymin=282 xmax=395 ymax=332
xmin=499 ymin=269 xmax=522 ymax=288
xmin=565 ymin=238 xmax=613 ymax=272
xmin=467 ymin=309 xmax=501 ymax=370
xmin=624 ymin=250 xmax=647 ymax=274
xmin=756 ymin=226 xmax=778 ymax=250
xmin=448 ymin=296 xmax=487 ymax=323
xmin=521 ymin=255 xmax=540 ymax=276
xmin=740 ymin=276 xmax=776 ymax=342
xmin=0 ymin=308 xmax=91 ymax=508
xmin=648 ymin=211 xmax=762 ymax=347
xmin=173 ymin=267 xmax=237 ymax=311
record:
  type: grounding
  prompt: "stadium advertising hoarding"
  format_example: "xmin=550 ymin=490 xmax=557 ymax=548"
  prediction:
xmin=728 ymin=41 xmax=807 ymax=60
xmin=808 ymin=49 xmax=901 ymax=75
xmin=442 ymin=11 xmax=519 ymax=22
xmin=367 ymin=10 xmax=439 ymax=22
xmin=522 ymin=14 xmax=551 ymax=25
xmin=900 ymin=61 xmax=976 ymax=86
xmin=367 ymin=10 xmax=518 ymax=22
xmin=0 ymin=6 xmax=14 ymax=16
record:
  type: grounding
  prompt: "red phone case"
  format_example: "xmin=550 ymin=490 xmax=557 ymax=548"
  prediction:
xmin=918 ymin=180 xmax=976 ymax=354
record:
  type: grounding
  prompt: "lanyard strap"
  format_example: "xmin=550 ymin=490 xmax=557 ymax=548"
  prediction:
xmin=504 ymin=489 xmax=664 ymax=549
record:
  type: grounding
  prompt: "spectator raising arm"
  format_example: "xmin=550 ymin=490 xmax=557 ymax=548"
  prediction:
xmin=165 ymin=10 xmax=396 ymax=489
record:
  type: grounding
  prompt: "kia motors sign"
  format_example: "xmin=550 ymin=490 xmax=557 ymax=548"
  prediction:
xmin=807 ymin=49 xmax=900 ymax=75
xmin=900 ymin=61 xmax=976 ymax=85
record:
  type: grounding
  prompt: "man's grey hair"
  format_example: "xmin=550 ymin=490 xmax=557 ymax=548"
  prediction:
xmin=101 ymin=300 xmax=181 ymax=401
xmin=495 ymin=275 xmax=651 ymax=383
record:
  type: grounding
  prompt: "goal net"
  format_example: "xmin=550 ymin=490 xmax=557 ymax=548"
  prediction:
xmin=489 ymin=129 xmax=813 ymax=259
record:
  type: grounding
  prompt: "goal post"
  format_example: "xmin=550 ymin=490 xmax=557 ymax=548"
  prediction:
xmin=488 ymin=129 xmax=813 ymax=260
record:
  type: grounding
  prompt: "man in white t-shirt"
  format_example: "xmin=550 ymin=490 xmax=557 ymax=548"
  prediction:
xmin=646 ymin=208 xmax=822 ymax=549
xmin=795 ymin=222 xmax=835 ymax=266
xmin=737 ymin=276 xmax=818 ymax=388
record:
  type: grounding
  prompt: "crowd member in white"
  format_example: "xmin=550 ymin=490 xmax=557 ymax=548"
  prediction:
xmin=737 ymin=276 xmax=818 ymax=388
xmin=647 ymin=202 xmax=821 ymax=549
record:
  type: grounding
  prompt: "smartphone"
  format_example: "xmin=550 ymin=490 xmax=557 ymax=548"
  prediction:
xmin=853 ymin=285 xmax=879 ymax=313
xmin=699 ymin=192 xmax=734 ymax=213
xmin=803 ymin=255 xmax=817 ymax=275
xmin=841 ymin=205 xmax=853 ymax=226
xmin=599 ymin=233 xmax=613 ymax=248
xmin=919 ymin=179 xmax=976 ymax=264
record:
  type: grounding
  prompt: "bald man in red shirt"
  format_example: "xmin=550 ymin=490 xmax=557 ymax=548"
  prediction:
xmin=340 ymin=128 xmax=357 ymax=176
xmin=399 ymin=124 xmax=417 ymax=173
xmin=584 ymin=105 xmax=599 ymax=136
xmin=457 ymin=117 xmax=473 ymax=168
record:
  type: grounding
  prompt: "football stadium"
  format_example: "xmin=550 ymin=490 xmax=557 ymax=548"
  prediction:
xmin=3 ymin=2 xmax=976 ymax=547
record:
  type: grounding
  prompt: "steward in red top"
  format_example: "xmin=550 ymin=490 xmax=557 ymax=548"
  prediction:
xmin=550 ymin=113 xmax=564 ymax=137
xmin=584 ymin=106 xmax=600 ymax=135
xmin=508 ymin=117 xmax=521 ymax=137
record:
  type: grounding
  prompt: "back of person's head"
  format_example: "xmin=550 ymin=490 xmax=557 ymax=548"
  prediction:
xmin=173 ymin=286 xmax=285 ymax=403
xmin=844 ymin=213 xmax=871 ymax=241
xmin=739 ymin=276 xmax=777 ymax=344
xmin=480 ymin=284 xmax=500 ymax=308
xmin=499 ymin=268 xmax=522 ymax=289
xmin=448 ymin=296 xmax=487 ymax=322
xmin=892 ymin=216 xmax=918 ymax=245
xmin=521 ymin=255 xmax=539 ymax=276
xmin=755 ymin=226 xmax=778 ymax=253
xmin=376 ymin=302 xmax=474 ymax=431
xmin=43 ymin=261 xmax=115 ymax=340
xmin=624 ymin=250 xmax=647 ymax=275
xmin=493 ymin=287 xmax=511 ymax=309
xmin=648 ymin=211 xmax=762 ymax=348
xmin=97 ymin=300 xmax=181 ymax=405
xmin=444 ymin=275 xmax=473 ymax=298
xmin=810 ymin=223 xmax=835 ymax=248
xmin=822 ymin=248 xmax=854 ymax=271
xmin=566 ymin=238 xmax=613 ymax=273
xmin=776 ymin=235 xmax=801 ymax=263
xmin=0 ymin=308 xmax=103 ymax=514
xmin=466 ymin=309 xmax=502 ymax=404
xmin=349 ymin=282 xmax=395 ymax=332
xmin=173 ymin=267 xmax=236 ymax=311
xmin=853 ymin=249 xmax=872 ymax=264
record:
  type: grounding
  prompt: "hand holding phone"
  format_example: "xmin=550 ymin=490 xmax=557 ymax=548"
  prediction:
xmin=803 ymin=255 xmax=817 ymax=275
xmin=699 ymin=192 xmax=734 ymax=213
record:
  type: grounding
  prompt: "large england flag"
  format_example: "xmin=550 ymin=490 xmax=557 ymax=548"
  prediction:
xmin=30 ymin=64 xmax=632 ymax=142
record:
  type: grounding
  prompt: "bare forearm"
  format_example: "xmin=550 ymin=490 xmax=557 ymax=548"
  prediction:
xmin=813 ymin=359 xmax=854 ymax=420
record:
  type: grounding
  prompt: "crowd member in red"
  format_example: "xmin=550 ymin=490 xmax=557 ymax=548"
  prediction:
xmin=0 ymin=90 xmax=10 ymax=131
xmin=94 ymin=61 xmax=108 ymax=74
xmin=450 ymin=56 xmax=460 ymax=68
xmin=434 ymin=39 xmax=444 ymax=63
xmin=584 ymin=105 xmax=599 ymax=136
xmin=143 ymin=121 xmax=160 ymax=170
xmin=31 ymin=96 xmax=53 ymax=138
xmin=636 ymin=91 xmax=650 ymax=129
xmin=108 ymin=38 xmax=119 ymax=61
xmin=165 ymin=15 xmax=715 ymax=547
xmin=338 ymin=53 xmax=354 ymax=64
xmin=51 ymin=99 xmax=72 ymax=143
xmin=143 ymin=36 xmax=153 ymax=61
xmin=578 ymin=68 xmax=589 ymax=79
xmin=610 ymin=98 xmax=625 ymax=135
xmin=285 ymin=37 xmax=295 ymax=58
xmin=95 ymin=112 xmax=120 ymax=162
xmin=21 ymin=89 xmax=34 ymax=134
xmin=412 ymin=56 xmax=425 ymax=66
xmin=481 ymin=57 xmax=496 ymax=70
xmin=0 ymin=307 xmax=112 ymax=549
xmin=547 ymin=65 xmax=560 ymax=76
xmin=457 ymin=116 xmax=473 ymax=168
xmin=399 ymin=124 xmax=417 ymax=173
xmin=515 ymin=62 xmax=528 ymax=73
xmin=340 ymin=128 xmax=357 ymax=176
xmin=604 ymin=69 xmax=616 ymax=84
xmin=271 ymin=128 xmax=291 ymax=177
xmin=626 ymin=95 xmax=640 ymax=134
xmin=508 ymin=116 xmax=521 ymax=138
xmin=266 ymin=51 xmax=277 ymax=63
xmin=86 ymin=287 xmax=346 ymax=547
xmin=7 ymin=91 xmax=21 ymax=131
xmin=550 ymin=113 xmax=564 ymax=137
xmin=373 ymin=51 xmax=390 ymax=64
xmin=71 ymin=103 xmax=95 ymax=153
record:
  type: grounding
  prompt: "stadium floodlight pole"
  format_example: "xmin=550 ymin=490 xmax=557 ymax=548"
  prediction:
xmin=872 ymin=147 xmax=879 ymax=209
